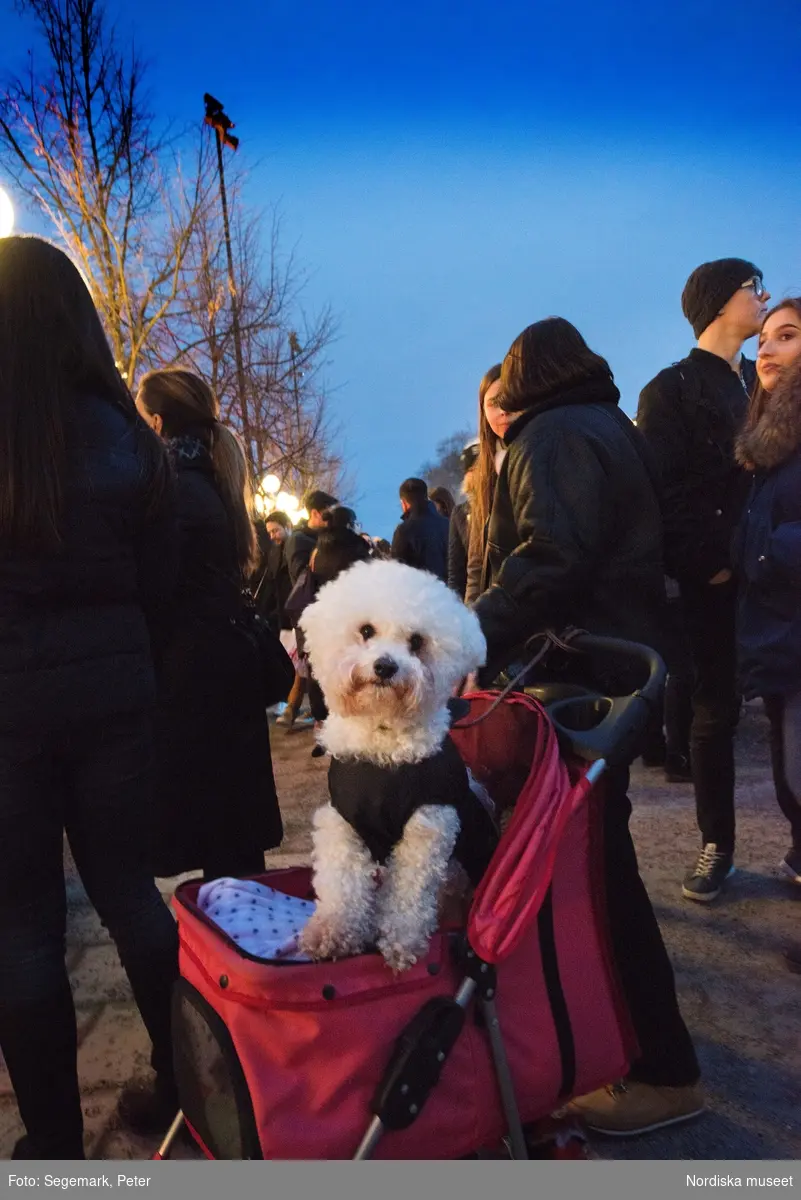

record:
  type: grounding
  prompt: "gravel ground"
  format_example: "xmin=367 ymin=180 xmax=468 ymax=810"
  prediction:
xmin=1 ymin=703 xmax=798 ymax=1160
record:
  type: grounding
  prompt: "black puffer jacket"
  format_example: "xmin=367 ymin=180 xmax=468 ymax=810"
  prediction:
xmin=0 ymin=393 xmax=175 ymax=735
xmin=636 ymin=349 xmax=755 ymax=585
xmin=390 ymin=500 xmax=450 ymax=581
xmin=472 ymin=377 xmax=665 ymax=684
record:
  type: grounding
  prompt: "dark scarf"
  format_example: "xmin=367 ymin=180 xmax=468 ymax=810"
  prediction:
xmin=736 ymin=371 xmax=801 ymax=472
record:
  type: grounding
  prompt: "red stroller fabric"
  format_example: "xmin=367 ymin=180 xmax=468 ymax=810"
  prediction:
xmin=452 ymin=691 xmax=598 ymax=963
xmin=171 ymin=692 xmax=636 ymax=1159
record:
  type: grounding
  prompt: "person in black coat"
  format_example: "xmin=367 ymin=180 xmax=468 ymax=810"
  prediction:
xmin=447 ymin=440 xmax=479 ymax=599
xmin=135 ymin=368 xmax=284 ymax=889
xmin=733 ymin=299 xmax=801 ymax=973
xmin=254 ymin=510 xmax=293 ymax=634
xmin=0 ymin=237 xmax=180 ymax=1159
xmin=390 ymin=477 xmax=450 ymax=581
xmin=303 ymin=506 xmax=373 ymax=757
xmin=285 ymin=489 xmax=338 ymax=584
xmin=472 ymin=317 xmax=702 ymax=1137
xmin=636 ymin=259 xmax=771 ymax=901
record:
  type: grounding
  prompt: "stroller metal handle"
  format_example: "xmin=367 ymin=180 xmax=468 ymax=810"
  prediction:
xmin=542 ymin=632 xmax=666 ymax=767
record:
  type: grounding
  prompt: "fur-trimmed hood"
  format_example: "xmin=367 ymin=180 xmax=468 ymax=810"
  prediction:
xmin=736 ymin=371 xmax=801 ymax=471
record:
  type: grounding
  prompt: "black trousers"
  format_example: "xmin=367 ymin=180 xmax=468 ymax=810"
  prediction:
xmin=603 ymin=766 xmax=700 ymax=1087
xmin=763 ymin=696 xmax=801 ymax=851
xmin=0 ymin=714 xmax=179 ymax=1155
xmin=663 ymin=595 xmax=694 ymax=760
xmin=308 ymin=676 xmax=328 ymax=723
xmin=640 ymin=596 xmax=694 ymax=763
xmin=681 ymin=579 xmax=740 ymax=852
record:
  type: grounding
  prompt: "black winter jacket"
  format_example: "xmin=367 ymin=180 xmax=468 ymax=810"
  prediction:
xmin=254 ymin=528 xmax=292 ymax=632
xmin=471 ymin=377 xmax=665 ymax=686
xmin=149 ymin=437 xmax=282 ymax=876
xmin=390 ymin=500 xmax=450 ymax=581
xmin=733 ymin=375 xmax=801 ymax=699
xmin=285 ymin=522 xmax=318 ymax=585
xmin=448 ymin=500 xmax=470 ymax=598
xmin=0 ymin=394 xmax=176 ymax=735
xmin=636 ymin=349 xmax=755 ymax=586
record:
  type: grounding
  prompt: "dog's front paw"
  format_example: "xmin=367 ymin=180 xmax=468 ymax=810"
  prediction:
xmin=299 ymin=912 xmax=366 ymax=961
xmin=376 ymin=930 xmax=427 ymax=973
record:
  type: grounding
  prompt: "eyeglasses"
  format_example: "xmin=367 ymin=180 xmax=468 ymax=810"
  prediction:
xmin=740 ymin=276 xmax=767 ymax=300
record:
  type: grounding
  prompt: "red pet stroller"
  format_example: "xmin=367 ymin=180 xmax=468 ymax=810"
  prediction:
xmin=158 ymin=633 xmax=664 ymax=1161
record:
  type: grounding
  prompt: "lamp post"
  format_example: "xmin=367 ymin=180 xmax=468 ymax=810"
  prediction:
xmin=203 ymin=94 xmax=247 ymax=427
xmin=288 ymin=330 xmax=305 ymax=491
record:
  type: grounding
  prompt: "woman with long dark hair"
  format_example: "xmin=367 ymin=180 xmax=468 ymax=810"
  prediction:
xmin=0 ymin=236 xmax=179 ymax=1159
xmin=470 ymin=317 xmax=702 ymax=1136
xmin=734 ymin=298 xmax=801 ymax=972
xmin=464 ymin=363 xmax=504 ymax=604
xmin=135 ymin=368 xmax=283 ymax=888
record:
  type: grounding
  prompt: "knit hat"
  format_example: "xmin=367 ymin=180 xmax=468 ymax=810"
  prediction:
xmin=459 ymin=439 xmax=480 ymax=474
xmin=681 ymin=258 xmax=762 ymax=339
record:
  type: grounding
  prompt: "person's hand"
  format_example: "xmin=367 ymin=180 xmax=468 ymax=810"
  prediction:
xmin=709 ymin=569 xmax=733 ymax=586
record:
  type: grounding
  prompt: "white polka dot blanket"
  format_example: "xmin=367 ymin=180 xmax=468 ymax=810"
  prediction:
xmin=197 ymin=877 xmax=316 ymax=961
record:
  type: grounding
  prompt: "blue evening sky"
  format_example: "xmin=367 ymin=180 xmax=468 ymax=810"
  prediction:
xmin=4 ymin=0 xmax=801 ymax=536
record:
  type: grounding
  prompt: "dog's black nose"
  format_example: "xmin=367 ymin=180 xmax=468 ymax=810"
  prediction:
xmin=373 ymin=655 xmax=398 ymax=681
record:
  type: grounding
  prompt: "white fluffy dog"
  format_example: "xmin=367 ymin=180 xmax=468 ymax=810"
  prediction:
xmin=297 ymin=559 xmax=496 ymax=971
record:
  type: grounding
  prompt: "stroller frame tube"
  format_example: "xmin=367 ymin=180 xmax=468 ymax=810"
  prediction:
xmin=479 ymin=992 xmax=527 ymax=1159
xmin=152 ymin=1110 xmax=185 ymax=1160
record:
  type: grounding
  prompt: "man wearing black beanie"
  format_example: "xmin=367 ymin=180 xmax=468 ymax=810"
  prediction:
xmin=637 ymin=258 xmax=770 ymax=902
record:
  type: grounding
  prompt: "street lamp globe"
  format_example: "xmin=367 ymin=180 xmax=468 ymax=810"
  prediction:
xmin=261 ymin=473 xmax=280 ymax=496
xmin=0 ymin=187 xmax=14 ymax=238
xmin=276 ymin=491 xmax=299 ymax=514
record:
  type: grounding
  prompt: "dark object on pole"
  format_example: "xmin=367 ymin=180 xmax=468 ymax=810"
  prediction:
xmin=204 ymin=93 xmax=247 ymax=422
xmin=203 ymin=93 xmax=239 ymax=150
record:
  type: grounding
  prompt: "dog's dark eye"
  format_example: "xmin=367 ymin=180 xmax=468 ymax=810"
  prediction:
xmin=409 ymin=632 xmax=425 ymax=654
xmin=359 ymin=624 xmax=376 ymax=641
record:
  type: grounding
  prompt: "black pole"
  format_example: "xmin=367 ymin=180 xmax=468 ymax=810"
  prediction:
xmin=211 ymin=116 xmax=247 ymax=428
xmin=288 ymin=331 xmax=304 ymax=490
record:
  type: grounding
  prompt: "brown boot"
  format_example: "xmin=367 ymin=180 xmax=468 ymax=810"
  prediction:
xmin=567 ymin=1079 xmax=704 ymax=1136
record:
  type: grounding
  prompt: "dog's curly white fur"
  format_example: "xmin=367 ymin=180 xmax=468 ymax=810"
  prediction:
xmin=298 ymin=560 xmax=487 ymax=970
xmin=299 ymin=805 xmax=379 ymax=960
xmin=376 ymin=805 xmax=461 ymax=971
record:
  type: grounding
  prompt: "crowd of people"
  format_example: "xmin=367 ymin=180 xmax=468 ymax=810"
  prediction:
xmin=0 ymin=233 xmax=799 ymax=1159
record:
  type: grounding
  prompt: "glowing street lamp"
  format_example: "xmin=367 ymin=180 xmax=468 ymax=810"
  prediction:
xmin=276 ymin=491 xmax=299 ymax=515
xmin=261 ymin=473 xmax=281 ymax=496
xmin=0 ymin=187 xmax=14 ymax=238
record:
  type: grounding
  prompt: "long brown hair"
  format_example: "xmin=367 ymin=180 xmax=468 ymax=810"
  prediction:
xmin=0 ymin=236 xmax=149 ymax=551
xmin=500 ymin=317 xmax=612 ymax=411
xmin=742 ymin=298 xmax=801 ymax=437
xmin=137 ymin=368 xmax=258 ymax=574
xmin=467 ymin=363 xmax=503 ymax=567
